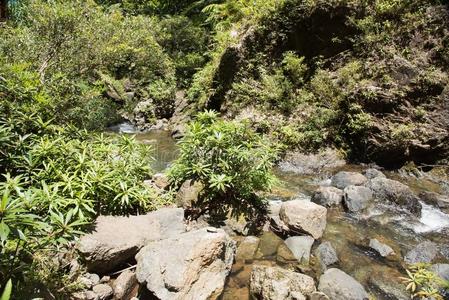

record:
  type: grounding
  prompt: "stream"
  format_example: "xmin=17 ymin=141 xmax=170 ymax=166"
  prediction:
xmin=113 ymin=123 xmax=449 ymax=300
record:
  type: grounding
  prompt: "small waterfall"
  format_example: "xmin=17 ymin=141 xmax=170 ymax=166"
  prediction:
xmin=412 ymin=201 xmax=449 ymax=233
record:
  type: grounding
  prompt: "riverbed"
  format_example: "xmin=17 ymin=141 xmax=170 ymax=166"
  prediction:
xmin=113 ymin=123 xmax=449 ymax=299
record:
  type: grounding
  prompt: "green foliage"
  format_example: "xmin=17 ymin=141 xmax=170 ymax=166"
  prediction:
xmin=156 ymin=15 xmax=209 ymax=87
xmin=0 ymin=60 xmax=171 ymax=296
xmin=169 ymin=111 xmax=278 ymax=219
xmin=202 ymin=0 xmax=284 ymax=31
xmin=0 ymin=0 xmax=175 ymax=130
xmin=0 ymin=279 xmax=12 ymax=300
xmin=400 ymin=264 xmax=449 ymax=300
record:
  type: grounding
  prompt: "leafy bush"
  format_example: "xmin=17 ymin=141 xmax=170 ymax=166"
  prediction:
xmin=169 ymin=111 xmax=278 ymax=219
xmin=401 ymin=264 xmax=449 ymax=300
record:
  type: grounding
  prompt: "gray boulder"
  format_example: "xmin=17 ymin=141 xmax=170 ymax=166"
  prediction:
xmin=312 ymin=186 xmax=344 ymax=207
xmin=364 ymin=168 xmax=386 ymax=179
xmin=314 ymin=242 xmax=339 ymax=272
xmin=318 ymin=268 xmax=369 ymax=300
xmin=78 ymin=208 xmax=185 ymax=274
xmin=331 ymin=172 xmax=368 ymax=189
xmin=112 ymin=270 xmax=137 ymax=300
xmin=430 ymin=264 xmax=449 ymax=281
xmin=135 ymin=227 xmax=235 ymax=300
xmin=284 ymin=236 xmax=315 ymax=264
xmin=279 ymin=200 xmax=327 ymax=239
xmin=404 ymin=241 xmax=439 ymax=264
xmin=366 ymin=177 xmax=422 ymax=216
xmin=250 ymin=265 xmax=316 ymax=300
xmin=369 ymin=239 xmax=395 ymax=257
xmin=343 ymin=186 xmax=373 ymax=212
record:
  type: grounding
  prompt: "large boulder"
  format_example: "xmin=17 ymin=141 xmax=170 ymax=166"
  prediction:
xmin=312 ymin=186 xmax=344 ymax=207
xmin=250 ymin=265 xmax=316 ymax=300
xmin=78 ymin=208 xmax=185 ymax=274
xmin=314 ymin=242 xmax=339 ymax=272
xmin=284 ymin=236 xmax=315 ymax=264
xmin=366 ymin=177 xmax=422 ymax=216
xmin=135 ymin=227 xmax=235 ymax=300
xmin=318 ymin=268 xmax=369 ymax=300
xmin=279 ymin=200 xmax=327 ymax=239
xmin=331 ymin=172 xmax=368 ymax=189
xmin=404 ymin=241 xmax=439 ymax=264
xmin=343 ymin=186 xmax=373 ymax=212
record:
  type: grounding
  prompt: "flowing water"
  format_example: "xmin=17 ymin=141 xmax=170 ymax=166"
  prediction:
xmin=113 ymin=124 xmax=449 ymax=299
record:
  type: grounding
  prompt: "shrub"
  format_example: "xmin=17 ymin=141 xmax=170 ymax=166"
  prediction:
xmin=169 ymin=111 xmax=278 ymax=219
xmin=0 ymin=0 xmax=176 ymax=130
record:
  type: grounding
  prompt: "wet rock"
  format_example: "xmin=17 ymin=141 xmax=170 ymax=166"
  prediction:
xmin=420 ymin=191 xmax=449 ymax=212
xmin=363 ymin=168 xmax=386 ymax=179
xmin=368 ymin=276 xmax=409 ymax=300
xmin=312 ymin=186 xmax=344 ymax=207
xmin=112 ymin=270 xmax=137 ymax=300
xmin=310 ymin=291 xmax=330 ymax=300
xmin=366 ymin=177 xmax=422 ymax=216
xmin=331 ymin=172 xmax=368 ymax=189
xmin=152 ymin=173 xmax=170 ymax=190
xmin=78 ymin=208 xmax=185 ymax=274
xmin=285 ymin=236 xmax=315 ymax=264
xmin=257 ymin=231 xmax=283 ymax=258
xmin=369 ymin=239 xmax=395 ymax=257
xmin=276 ymin=243 xmax=298 ymax=263
xmin=314 ymin=242 xmax=339 ymax=272
xmin=176 ymin=180 xmax=204 ymax=209
xmin=92 ymin=284 xmax=113 ymax=300
xmin=343 ymin=186 xmax=373 ymax=212
xmin=430 ymin=264 xmax=449 ymax=281
xmin=318 ymin=268 xmax=369 ymax=300
xmin=279 ymin=200 xmax=327 ymax=239
xmin=135 ymin=227 xmax=235 ymax=300
xmin=404 ymin=241 xmax=439 ymax=264
xmin=250 ymin=265 xmax=316 ymax=300
xmin=236 ymin=236 xmax=260 ymax=260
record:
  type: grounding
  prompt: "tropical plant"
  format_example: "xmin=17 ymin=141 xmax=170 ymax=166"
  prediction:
xmin=400 ymin=264 xmax=449 ymax=300
xmin=169 ymin=110 xmax=278 ymax=220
